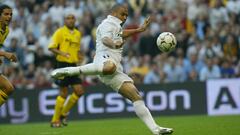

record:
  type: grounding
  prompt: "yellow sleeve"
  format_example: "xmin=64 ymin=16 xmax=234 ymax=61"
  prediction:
xmin=48 ymin=29 xmax=62 ymax=49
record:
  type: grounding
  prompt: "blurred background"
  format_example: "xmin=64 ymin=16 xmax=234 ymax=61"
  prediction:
xmin=0 ymin=0 xmax=240 ymax=128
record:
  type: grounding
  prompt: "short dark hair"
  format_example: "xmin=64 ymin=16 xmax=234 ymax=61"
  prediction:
xmin=110 ymin=4 xmax=126 ymax=13
xmin=0 ymin=4 xmax=11 ymax=15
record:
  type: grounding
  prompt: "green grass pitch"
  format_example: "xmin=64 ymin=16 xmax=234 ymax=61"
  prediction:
xmin=0 ymin=115 xmax=239 ymax=135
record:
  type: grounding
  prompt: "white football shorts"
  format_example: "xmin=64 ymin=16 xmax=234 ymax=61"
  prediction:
xmin=93 ymin=52 xmax=133 ymax=91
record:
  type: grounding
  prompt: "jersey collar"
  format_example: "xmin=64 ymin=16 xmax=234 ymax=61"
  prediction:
xmin=64 ymin=25 xmax=75 ymax=33
xmin=107 ymin=15 xmax=122 ymax=26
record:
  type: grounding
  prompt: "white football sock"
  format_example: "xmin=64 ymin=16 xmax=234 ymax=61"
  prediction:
xmin=79 ymin=63 xmax=102 ymax=75
xmin=133 ymin=100 xmax=158 ymax=132
xmin=66 ymin=63 xmax=102 ymax=75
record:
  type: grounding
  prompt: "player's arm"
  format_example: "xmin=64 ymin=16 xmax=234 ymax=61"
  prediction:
xmin=0 ymin=50 xmax=17 ymax=62
xmin=102 ymin=37 xmax=124 ymax=49
xmin=0 ymin=50 xmax=6 ymax=57
xmin=49 ymin=48 xmax=70 ymax=58
xmin=48 ymin=30 xmax=70 ymax=58
xmin=101 ymin=23 xmax=124 ymax=49
xmin=122 ymin=16 xmax=151 ymax=39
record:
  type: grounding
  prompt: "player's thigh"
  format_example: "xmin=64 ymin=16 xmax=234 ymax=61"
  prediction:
xmin=72 ymin=84 xmax=84 ymax=96
xmin=94 ymin=53 xmax=117 ymax=72
xmin=102 ymin=60 xmax=116 ymax=74
xmin=0 ymin=74 xmax=14 ymax=94
xmin=118 ymin=82 xmax=142 ymax=102
xmin=99 ymin=70 xmax=132 ymax=91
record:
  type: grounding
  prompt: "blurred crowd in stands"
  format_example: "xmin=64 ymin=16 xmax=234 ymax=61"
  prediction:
xmin=0 ymin=0 xmax=240 ymax=89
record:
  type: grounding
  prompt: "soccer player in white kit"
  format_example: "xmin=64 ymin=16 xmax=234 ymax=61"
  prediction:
xmin=51 ymin=4 xmax=173 ymax=135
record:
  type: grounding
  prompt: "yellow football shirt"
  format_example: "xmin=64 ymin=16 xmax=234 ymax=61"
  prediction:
xmin=0 ymin=26 xmax=9 ymax=47
xmin=48 ymin=26 xmax=81 ymax=63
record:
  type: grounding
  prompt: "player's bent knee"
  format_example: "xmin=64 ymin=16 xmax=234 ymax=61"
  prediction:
xmin=59 ymin=89 xmax=68 ymax=98
xmin=74 ymin=89 xmax=85 ymax=96
xmin=103 ymin=61 xmax=116 ymax=75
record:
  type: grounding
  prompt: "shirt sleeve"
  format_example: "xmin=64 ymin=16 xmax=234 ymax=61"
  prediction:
xmin=100 ymin=22 xmax=115 ymax=39
xmin=48 ymin=29 xmax=62 ymax=49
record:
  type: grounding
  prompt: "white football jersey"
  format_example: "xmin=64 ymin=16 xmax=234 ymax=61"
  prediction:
xmin=95 ymin=15 xmax=123 ymax=63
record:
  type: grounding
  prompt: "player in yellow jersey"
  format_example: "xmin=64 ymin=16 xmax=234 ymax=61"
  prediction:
xmin=0 ymin=4 xmax=17 ymax=107
xmin=48 ymin=13 xmax=85 ymax=127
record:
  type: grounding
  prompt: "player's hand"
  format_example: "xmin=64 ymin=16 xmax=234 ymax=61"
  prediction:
xmin=62 ymin=52 xmax=70 ymax=58
xmin=4 ymin=52 xmax=17 ymax=62
xmin=114 ymin=39 xmax=125 ymax=49
xmin=138 ymin=16 xmax=151 ymax=32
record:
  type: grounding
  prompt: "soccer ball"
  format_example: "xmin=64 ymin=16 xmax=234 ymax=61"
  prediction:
xmin=157 ymin=32 xmax=177 ymax=52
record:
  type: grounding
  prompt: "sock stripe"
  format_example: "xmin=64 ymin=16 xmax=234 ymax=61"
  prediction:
xmin=0 ymin=90 xmax=8 ymax=100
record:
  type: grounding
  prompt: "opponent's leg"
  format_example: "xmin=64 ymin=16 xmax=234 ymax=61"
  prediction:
xmin=51 ymin=87 xmax=67 ymax=127
xmin=0 ymin=75 xmax=14 ymax=106
xmin=61 ymin=84 xmax=84 ymax=126
xmin=0 ymin=90 xmax=8 ymax=106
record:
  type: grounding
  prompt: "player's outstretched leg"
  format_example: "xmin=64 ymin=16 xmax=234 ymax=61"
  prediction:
xmin=0 ymin=90 xmax=8 ymax=106
xmin=119 ymin=82 xmax=173 ymax=135
xmin=51 ymin=67 xmax=79 ymax=79
xmin=51 ymin=63 xmax=105 ymax=79
xmin=51 ymin=95 xmax=66 ymax=128
xmin=0 ymin=75 xmax=14 ymax=106
xmin=60 ymin=92 xmax=82 ymax=126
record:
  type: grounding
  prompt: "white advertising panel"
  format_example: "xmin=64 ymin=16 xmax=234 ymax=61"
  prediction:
xmin=207 ymin=79 xmax=240 ymax=115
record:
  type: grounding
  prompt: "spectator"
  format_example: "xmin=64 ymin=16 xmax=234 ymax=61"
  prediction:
xmin=139 ymin=28 xmax=159 ymax=57
xmin=187 ymin=69 xmax=199 ymax=82
xmin=163 ymin=56 xmax=186 ymax=82
xmin=128 ymin=0 xmax=148 ymax=17
xmin=184 ymin=52 xmax=205 ymax=75
xmin=130 ymin=55 xmax=150 ymax=78
xmin=34 ymin=71 xmax=51 ymax=89
xmin=209 ymin=0 xmax=229 ymax=30
xmin=123 ymin=50 xmax=139 ymax=74
xmin=220 ymin=59 xmax=235 ymax=78
xmin=48 ymin=0 xmax=65 ymax=25
xmin=187 ymin=0 xmax=208 ymax=21
xmin=199 ymin=38 xmax=218 ymax=60
xmin=144 ymin=62 xmax=161 ymax=84
xmin=223 ymin=34 xmax=238 ymax=62
xmin=199 ymin=58 xmax=221 ymax=81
